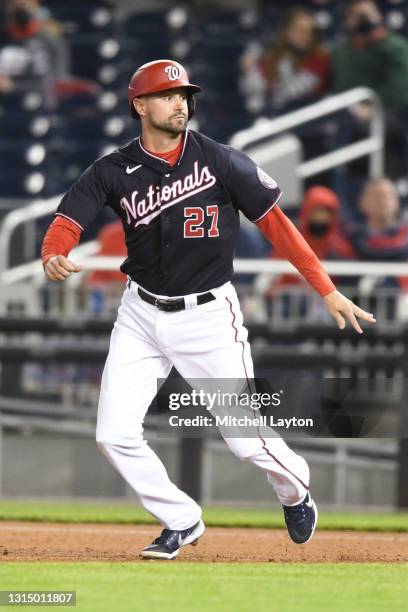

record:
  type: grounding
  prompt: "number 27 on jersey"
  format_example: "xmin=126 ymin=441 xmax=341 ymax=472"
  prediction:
xmin=184 ymin=205 xmax=219 ymax=238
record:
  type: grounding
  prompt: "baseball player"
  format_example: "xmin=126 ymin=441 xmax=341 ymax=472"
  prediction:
xmin=42 ymin=60 xmax=376 ymax=560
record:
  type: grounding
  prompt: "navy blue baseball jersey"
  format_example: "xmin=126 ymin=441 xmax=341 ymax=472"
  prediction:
xmin=56 ymin=129 xmax=282 ymax=296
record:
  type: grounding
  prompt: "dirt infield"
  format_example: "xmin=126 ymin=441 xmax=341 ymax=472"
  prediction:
xmin=0 ymin=522 xmax=407 ymax=563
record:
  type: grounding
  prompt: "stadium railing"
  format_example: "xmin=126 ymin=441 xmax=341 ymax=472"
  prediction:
xmin=230 ymin=86 xmax=384 ymax=180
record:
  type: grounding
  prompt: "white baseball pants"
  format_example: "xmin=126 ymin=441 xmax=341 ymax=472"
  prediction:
xmin=96 ymin=280 xmax=310 ymax=530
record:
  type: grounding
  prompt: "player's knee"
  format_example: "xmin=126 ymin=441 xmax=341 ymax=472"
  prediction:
xmin=95 ymin=431 xmax=144 ymax=451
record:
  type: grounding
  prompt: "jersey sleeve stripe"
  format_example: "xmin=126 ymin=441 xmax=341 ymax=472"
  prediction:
xmin=251 ymin=190 xmax=283 ymax=224
xmin=55 ymin=213 xmax=84 ymax=232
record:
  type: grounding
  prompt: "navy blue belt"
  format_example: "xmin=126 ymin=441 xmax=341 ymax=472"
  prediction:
xmin=136 ymin=285 xmax=215 ymax=312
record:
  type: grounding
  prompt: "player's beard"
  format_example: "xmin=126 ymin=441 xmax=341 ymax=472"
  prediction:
xmin=150 ymin=114 xmax=188 ymax=135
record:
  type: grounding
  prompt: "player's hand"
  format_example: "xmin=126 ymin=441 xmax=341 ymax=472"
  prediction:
xmin=323 ymin=290 xmax=376 ymax=334
xmin=44 ymin=255 xmax=83 ymax=281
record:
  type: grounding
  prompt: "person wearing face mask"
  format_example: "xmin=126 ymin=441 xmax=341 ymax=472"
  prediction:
xmin=331 ymin=0 xmax=408 ymax=177
xmin=240 ymin=6 xmax=330 ymax=114
xmin=331 ymin=0 xmax=408 ymax=113
xmin=266 ymin=186 xmax=356 ymax=300
xmin=298 ymin=187 xmax=354 ymax=259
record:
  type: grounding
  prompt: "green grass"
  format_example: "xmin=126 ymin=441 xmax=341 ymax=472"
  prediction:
xmin=0 ymin=563 xmax=407 ymax=612
xmin=0 ymin=499 xmax=407 ymax=532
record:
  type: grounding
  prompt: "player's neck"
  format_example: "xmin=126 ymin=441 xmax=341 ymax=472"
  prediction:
xmin=141 ymin=130 xmax=182 ymax=154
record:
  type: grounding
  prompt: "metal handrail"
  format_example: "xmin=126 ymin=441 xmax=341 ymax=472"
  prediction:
xmin=234 ymin=259 xmax=408 ymax=276
xmin=2 ymin=256 xmax=408 ymax=285
xmin=0 ymin=240 xmax=99 ymax=284
xmin=0 ymin=195 xmax=61 ymax=275
xmin=230 ymin=87 xmax=384 ymax=178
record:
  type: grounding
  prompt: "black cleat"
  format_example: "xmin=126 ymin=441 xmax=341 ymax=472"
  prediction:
xmin=283 ymin=492 xmax=318 ymax=544
xmin=140 ymin=519 xmax=205 ymax=560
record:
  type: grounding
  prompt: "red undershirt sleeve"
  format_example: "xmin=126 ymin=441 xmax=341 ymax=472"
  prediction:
xmin=41 ymin=216 xmax=82 ymax=267
xmin=256 ymin=205 xmax=336 ymax=297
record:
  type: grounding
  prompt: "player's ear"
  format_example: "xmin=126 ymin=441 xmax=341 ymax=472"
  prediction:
xmin=133 ymin=97 xmax=146 ymax=117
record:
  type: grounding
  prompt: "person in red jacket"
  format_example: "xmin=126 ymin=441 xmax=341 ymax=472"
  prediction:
xmin=267 ymin=186 xmax=356 ymax=296
xmin=86 ymin=221 xmax=127 ymax=286
xmin=83 ymin=220 xmax=128 ymax=315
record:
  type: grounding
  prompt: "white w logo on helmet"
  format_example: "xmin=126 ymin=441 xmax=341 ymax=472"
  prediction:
xmin=164 ymin=65 xmax=181 ymax=81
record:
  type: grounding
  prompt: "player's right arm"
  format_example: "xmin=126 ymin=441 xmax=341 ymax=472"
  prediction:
xmin=42 ymin=217 xmax=83 ymax=281
xmin=41 ymin=160 xmax=111 ymax=282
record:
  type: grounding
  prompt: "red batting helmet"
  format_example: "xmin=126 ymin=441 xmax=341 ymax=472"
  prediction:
xmin=128 ymin=59 xmax=201 ymax=120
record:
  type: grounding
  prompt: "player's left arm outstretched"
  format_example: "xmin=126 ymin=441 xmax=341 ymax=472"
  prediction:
xmin=256 ymin=204 xmax=376 ymax=333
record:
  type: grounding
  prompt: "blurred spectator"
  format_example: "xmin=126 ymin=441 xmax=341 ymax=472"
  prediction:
xmin=236 ymin=218 xmax=270 ymax=259
xmin=347 ymin=178 xmax=408 ymax=262
xmin=331 ymin=0 xmax=408 ymax=177
xmin=346 ymin=177 xmax=408 ymax=316
xmin=297 ymin=186 xmax=354 ymax=258
xmin=233 ymin=219 xmax=270 ymax=289
xmin=0 ymin=0 xmax=70 ymax=108
xmin=27 ymin=0 xmax=63 ymax=35
xmin=278 ymin=186 xmax=354 ymax=259
xmin=268 ymin=186 xmax=355 ymax=294
xmin=85 ymin=220 xmax=127 ymax=315
xmin=86 ymin=220 xmax=127 ymax=286
xmin=331 ymin=0 xmax=408 ymax=113
xmin=240 ymin=6 xmax=330 ymax=114
xmin=5 ymin=0 xmax=56 ymax=31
